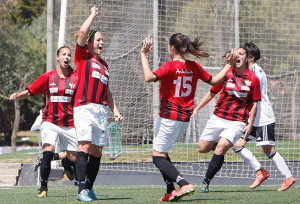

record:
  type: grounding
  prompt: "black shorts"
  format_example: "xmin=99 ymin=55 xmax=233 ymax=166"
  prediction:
xmin=248 ymin=122 xmax=276 ymax=146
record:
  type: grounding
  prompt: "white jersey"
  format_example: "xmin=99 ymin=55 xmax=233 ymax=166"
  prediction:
xmin=250 ymin=63 xmax=276 ymax=127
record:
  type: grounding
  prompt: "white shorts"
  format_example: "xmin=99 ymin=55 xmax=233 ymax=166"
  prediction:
xmin=153 ymin=117 xmax=190 ymax=153
xmin=199 ymin=114 xmax=246 ymax=145
xmin=74 ymin=103 xmax=108 ymax=146
xmin=40 ymin=122 xmax=78 ymax=152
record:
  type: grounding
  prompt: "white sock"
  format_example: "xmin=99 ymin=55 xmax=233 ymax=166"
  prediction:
xmin=238 ymin=148 xmax=262 ymax=171
xmin=271 ymin=152 xmax=292 ymax=179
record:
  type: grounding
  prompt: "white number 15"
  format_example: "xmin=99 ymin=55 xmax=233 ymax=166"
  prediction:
xmin=173 ymin=76 xmax=192 ymax=97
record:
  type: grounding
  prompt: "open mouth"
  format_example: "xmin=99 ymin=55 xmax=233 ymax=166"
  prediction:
xmin=63 ymin=60 xmax=69 ymax=65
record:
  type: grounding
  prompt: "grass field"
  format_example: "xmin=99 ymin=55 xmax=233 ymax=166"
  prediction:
xmin=0 ymin=139 xmax=299 ymax=163
xmin=0 ymin=185 xmax=298 ymax=204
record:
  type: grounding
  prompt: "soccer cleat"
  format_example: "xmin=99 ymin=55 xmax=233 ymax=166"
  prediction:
xmin=37 ymin=189 xmax=47 ymax=198
xmin=34 ymin=157 xmax=41 ymax=172
xmin=61 ymin=158 xmax=75 ymax=181
xmin=77 ymin=189 xmax=93 ymax=202
xmin=169 ymin=184 xmax=195 ymax=202
xmin=198 ymin=182 xmax=209 ymax=193
xmin=88 ymin=189 xmax=99 ymax=200
xmin=159 ymin=190 xmax=177 ymax=202
xmin=250 ymin=168 xmax=270 ymax=189
xmin=277 ymin=177 xmax=296 ymax=191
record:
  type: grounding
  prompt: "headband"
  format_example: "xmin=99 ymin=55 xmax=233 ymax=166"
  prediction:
xmin=87 ymin=30 xmax=97 ymax=42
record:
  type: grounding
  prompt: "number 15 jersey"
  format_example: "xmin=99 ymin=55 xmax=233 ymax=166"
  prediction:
xmin=154 ymin=60 xmax=212 ymax=122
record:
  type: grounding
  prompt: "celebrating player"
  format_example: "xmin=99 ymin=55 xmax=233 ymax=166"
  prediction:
xmin=192 ymin=47 xmax=261 ymax=193
xmin=141 ymin=33 xmax=236 ymax=202
xmin=232 ymin=42 xmax=295 ymax=191
xmin=10 ymin=46 xmax=78 ymax=197
xmin=74 ymin=5 xmax=123 ymax=202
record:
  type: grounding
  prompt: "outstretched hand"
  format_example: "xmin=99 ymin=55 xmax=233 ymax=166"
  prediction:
xmin=225 ymin=49 xmax=237 ymax=66
xmin=141 ymin=36 xmax=153 ymax=54
xmin=9 ymin=93 xmax=18 ymax=100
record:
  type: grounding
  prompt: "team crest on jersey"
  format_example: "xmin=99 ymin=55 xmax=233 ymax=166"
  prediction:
xmin=245 ymin=79 xmax=252 ymax=86
xmin=69 ymin=83 xmax=76 ymax=89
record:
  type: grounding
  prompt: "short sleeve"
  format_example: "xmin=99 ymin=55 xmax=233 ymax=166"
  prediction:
xmin=252 ymin=76 xmax=261 ymax=102
xmin=196 ymin=62 xmax=212 ymax=83
xmin=27 ymin=73 xmax=48 ymax=96
xmin=153 ymin=62 xmax=170 ymax=80
xmin=74 ymin=43 xmax=89 ymax=63
xmin=210 ymin=80 xmax=223 ymax=93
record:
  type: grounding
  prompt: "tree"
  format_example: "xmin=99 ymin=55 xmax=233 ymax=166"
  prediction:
xmin=0 ymin=0 xmax=46 ymax=151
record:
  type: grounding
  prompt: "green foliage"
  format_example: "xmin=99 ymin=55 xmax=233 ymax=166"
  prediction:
xmin=0 ymin=2 xmax=47 ymax=136
xmin=8 ymin=0 xmax=46 ymax=28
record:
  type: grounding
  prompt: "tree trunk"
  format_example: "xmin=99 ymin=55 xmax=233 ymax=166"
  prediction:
xmin=11 ymin=99 xmax=20 ymax=152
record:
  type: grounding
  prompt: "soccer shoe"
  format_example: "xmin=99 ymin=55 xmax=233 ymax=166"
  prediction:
xmin=250 ymin=168 xmax=270 ymax=189
xmin=159 ymin=190 xmax=177 ymax=202
xmin=61 ymin=158 xmax=75 ymax=181
xmin=88 ymin=189 xmax=99 ymax=200
xmin=34 ymin=156 xmax=41 ymax=172
xmin=198 ymin=182 xmax=209 ymax=193
xmin=169 ymin=184 xmax=195 ymax=202
xmin=37 ymin=189 xmax=47 ymax=198
xmin=77 ymin=189 xmax=93 ymax=202
xmin=277 ymin=177 xmax=296 ymax=191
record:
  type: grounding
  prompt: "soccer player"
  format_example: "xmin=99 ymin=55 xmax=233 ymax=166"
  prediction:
xmin=192 ymin=47 xmax=261 ymax=193
xmin=232 ymin=42 xmax=295 ymax=191
xmin=10 ymin=46 xmax=78 ymax=197
xmin=141 ymin=34 xmax=237 ymax=202
xmin=74 ymin=6 xmax=123 ymax=201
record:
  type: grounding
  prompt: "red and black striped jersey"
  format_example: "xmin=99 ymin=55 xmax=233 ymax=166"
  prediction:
xmin=211 ymin=67 xmax=261 ymax=123
xmin=74 ymin=44 xmax=109 ymax=107
xmin=154 ymin=60 xmax=212 ymax=122
xmin=27 ymin=69 xmax=77 ymax=127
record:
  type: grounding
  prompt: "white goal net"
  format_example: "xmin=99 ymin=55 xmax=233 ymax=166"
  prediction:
xmin=53 ymin=0 xmax=300 ymax=180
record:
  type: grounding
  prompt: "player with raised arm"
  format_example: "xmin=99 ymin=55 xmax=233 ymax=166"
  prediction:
xmin=141 ymin=33 xmax=236 ymax=202
xmin=74 ymin=5 xmax=122 ymax=202
xmin=232 ymin=42 xmax=295 ymax=191
xmin=192 ymin=47 xmax=261 ymax=193
xmin=10 ymin=46 xmax=78 ymax=197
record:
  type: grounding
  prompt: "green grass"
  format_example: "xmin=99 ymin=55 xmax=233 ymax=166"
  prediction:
xmin=0 ymin=185 xmax=298 ymax=203
xmin=0 ymin=139 xmax=299 ymax=163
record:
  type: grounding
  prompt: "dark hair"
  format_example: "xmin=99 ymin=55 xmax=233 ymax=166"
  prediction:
xmin=56 ymin=46 xmax=74 ymax=71
xmin=56 ymin=46 xmax=71 ymax=56
xmin=169 ymin=33 xmax=209 ymax=59
xmin=243 ymin=42 xmax=260 ymax=62
xmin=87 ymin=30 xmax=97 ymax=42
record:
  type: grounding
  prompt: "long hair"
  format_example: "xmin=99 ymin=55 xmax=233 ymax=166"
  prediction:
xmin=169 ymin=33 xmax=209 ymax=59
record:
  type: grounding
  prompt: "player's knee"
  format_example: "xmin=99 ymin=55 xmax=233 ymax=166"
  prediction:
xmin=266 ymin=150 xmax=277 ymax=159
xmin=232 ymin=146 xmax=244 ymax=153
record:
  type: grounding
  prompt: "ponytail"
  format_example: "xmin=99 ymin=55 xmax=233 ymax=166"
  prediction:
xmin=169 ymin=33 xmax=209 ymax=59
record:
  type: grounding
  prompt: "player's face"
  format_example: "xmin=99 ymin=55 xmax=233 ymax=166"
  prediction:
xmin=57 ymin=47 xmax=71 ymax=69
xmin=89 ymin=32 xmax=103 ymax=57
xmin=235 ymin=48 xmax=247 ymax=69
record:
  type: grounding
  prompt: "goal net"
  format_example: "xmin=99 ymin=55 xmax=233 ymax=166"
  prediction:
xmin=54 ymin=0 xmax=300 ymax=180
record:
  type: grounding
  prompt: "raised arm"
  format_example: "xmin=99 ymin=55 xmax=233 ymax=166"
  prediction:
xmin=208 ymin=49 xmax=237 ymax=86
xmin=191 ymin=91 xmax=217 ymax=118
xmin=77 ymin=6 xmax=99 ymax=47
xmin=141 ymin=37 xmax=157 ymax=82
xmin=9 ymin=89 xmax=31 ymax=100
